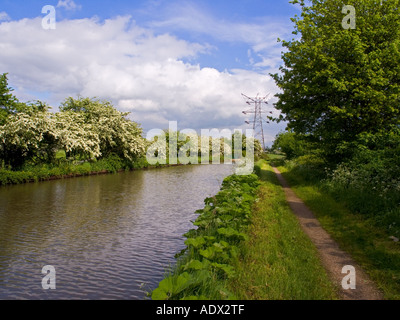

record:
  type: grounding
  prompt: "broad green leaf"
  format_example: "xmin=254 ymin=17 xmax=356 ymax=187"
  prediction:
xmin=151 ymin=287 xmax=169 ymax=300
xmin=185 ymin=236 xmax=206 ymax=248
xmin=183 ymin=259 xmax=207 ymax=271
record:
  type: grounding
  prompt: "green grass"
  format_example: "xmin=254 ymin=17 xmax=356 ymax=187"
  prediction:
xmin=0 ymin=154 xmax=134 ymax=186
xmin=151 ymin=160 xmax=339 ymax=300
xmin=278 ymin=165 xmax=400 ymax=300
xmin=266 ymin=153 xmax=286 ymax=160
xmin=229 ymin=161 xmax=339 ymax=300
xmin=0 ymin=152 xmax=239 ymax=187
xmin=264 ymin=153 xmax=286 ymax=167
xmin=0 ymin=154 xmax=206 ymax=186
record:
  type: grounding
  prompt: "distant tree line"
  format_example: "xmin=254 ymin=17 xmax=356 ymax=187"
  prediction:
xmin=0 ymin=72 xmax=262 ymax=171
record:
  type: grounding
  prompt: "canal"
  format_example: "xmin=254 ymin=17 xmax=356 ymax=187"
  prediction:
xmin=0 ymin=164 xmax=234 ymax=299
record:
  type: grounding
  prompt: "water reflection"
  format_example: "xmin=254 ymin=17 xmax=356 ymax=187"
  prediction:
xmin=0 ymin=164 xmax=234 ymax=299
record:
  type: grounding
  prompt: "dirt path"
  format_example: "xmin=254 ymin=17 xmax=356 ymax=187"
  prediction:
xmin=273 ymin=167 xmax=383 ymax=300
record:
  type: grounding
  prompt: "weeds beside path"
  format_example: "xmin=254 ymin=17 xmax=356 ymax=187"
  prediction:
xmin=230 ymin=161 xmax=338 ymax=300
xmin=273 ymin=166 xmax=384 ymax=300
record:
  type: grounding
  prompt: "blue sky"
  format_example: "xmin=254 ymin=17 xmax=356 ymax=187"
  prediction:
xmin=0 ymin=0 xmax=301 ymax=145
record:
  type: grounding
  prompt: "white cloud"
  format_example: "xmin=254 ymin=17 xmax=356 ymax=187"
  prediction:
xmin=0 ymin=12 xmax=10 ymax=22
xmin=148 ymin=2 xmax=292 ymax=71
xmin=0 ymin=15 xmax=284 ymax=143
xmin=57 ymin=0 xmax=82 ymax=11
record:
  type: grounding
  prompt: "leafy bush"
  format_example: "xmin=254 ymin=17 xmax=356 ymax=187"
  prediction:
xmin=90 ymin=154 xmax=123 ymax=173
xmin=0 ymin=169 xmax=33 ymax=185
xmin=282 ymin=129 xmax=400 ymax=237
xmin=132 ymin=157 xmax=150 ymax=170
xmin=256 ymin=153 xmax=270 ymax=163
xmin=151 ymin=174 xmax=260 ymax=300
xmin=60 ymin=97 xmax=146 ymax=162
xmin=253 ymin=163 xmax=261 ymax=177
xmin=0 ymin=155 xmax=128 ymax=186
xmin=71 ymin=162 xmax=92 ymax=175
xmin=324 ymin=157 xmax=400 ymax=216
xmin=322 ymin=130 xmax=400 ymax=217
xmin=0 ymin=85 xmax=147 ymax=169
xmin=285 ymin=154 xmax=327 ymax=183
xmin=272 ymin=132 xmax=314 ymax=160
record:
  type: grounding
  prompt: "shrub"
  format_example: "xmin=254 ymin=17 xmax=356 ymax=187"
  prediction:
xmin=151 ymin=174 xmax=260 ymax=300
xmin=132 ymin=157 xmax=150 ymax=170
xmin=71 ymin=162 xmax=92 ymax=175
xmin=285 ymin=154 xmax=326 ymax=183
xmin=0 ymin=169 xmax=34 ymax=185
xmin=253 ymin=163 xmax=261 ymax=177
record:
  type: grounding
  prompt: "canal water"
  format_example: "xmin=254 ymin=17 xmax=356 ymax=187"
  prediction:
xmin=0 ymin=164 xmax=234 ymax=299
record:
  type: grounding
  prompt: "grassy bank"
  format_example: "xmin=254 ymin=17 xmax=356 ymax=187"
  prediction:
xmin=278 ymin=164 xmax=400 ymax=300
xmin=0 ymin=155 xmax=153 ymax=186
xmin=151 ymin=160 xmax=338 ymax=300
xmin=0 ymin=153 xmax=239 ymax=187
xmin=229 ymin=161 xmax=338 ymax=300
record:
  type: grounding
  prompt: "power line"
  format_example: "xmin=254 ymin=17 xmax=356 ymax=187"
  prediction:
xmin=241 ymin=93 xmax=273 ymax=150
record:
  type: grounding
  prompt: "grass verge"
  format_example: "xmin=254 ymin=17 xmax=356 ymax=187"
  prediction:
xmin=229 ymin=161 xmax=338 ymax=300
xmin=278 ymin=165 xmax=400 ymax=300
xmin=151 ymin=160 xmax=338 ymax=300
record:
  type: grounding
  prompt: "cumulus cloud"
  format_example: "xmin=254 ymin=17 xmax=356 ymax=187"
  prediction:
xmin=0 ymin=15 xmax=284 ymax=144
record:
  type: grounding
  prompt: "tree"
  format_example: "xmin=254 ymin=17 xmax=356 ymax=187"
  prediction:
xmin=54 ymin=111 xmax=101 ymax=160
xmin=0 ymin=73 xmax=50 ymax=125
xmin=0 ymin=111 xmax=57 ymax=167
xmin=272 ymin=131 xmax=310 ymax=160
xmin=60 ymin=97 xmax=146 ymax=161
xmin=272 ymin=0 xmax=400 ymax=159
xmin=0 ymin=73 xmax=19 ymax=125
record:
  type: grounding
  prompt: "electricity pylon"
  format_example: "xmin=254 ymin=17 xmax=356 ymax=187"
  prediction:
xmin=241 ymin=93 xmax=272 ymax=151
